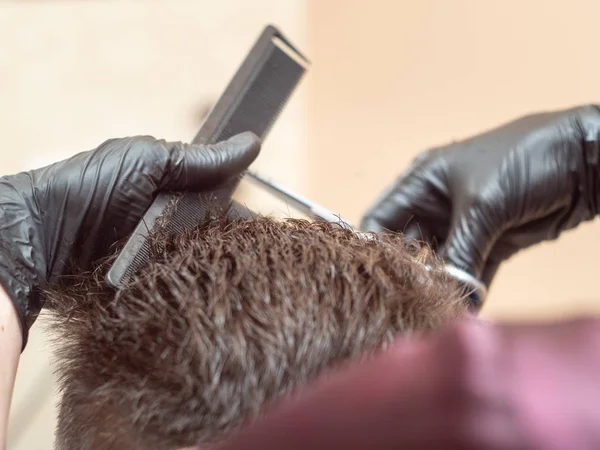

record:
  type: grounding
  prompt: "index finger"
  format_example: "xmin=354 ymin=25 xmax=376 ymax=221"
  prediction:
xmin=360 ymin=168 xmax=451 ymax=248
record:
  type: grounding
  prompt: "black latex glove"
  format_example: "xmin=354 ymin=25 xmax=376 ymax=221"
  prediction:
xmin=361 ymin=105 xmax=600 ymax=288
xmin=0 ymin=132 xmax=260 ymax=347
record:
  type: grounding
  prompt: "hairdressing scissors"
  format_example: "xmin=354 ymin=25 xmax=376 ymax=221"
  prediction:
xmin=245 ymin=170 xmax=487 ymax=309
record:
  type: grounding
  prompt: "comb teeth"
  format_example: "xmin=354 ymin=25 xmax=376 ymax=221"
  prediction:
xmin=125 ymin=242 xmax=150 ymax=282
xmin=107 ymin=25 xmax=309 ymax=288
xmin=120 ymin=192 xmax=223 ymax=283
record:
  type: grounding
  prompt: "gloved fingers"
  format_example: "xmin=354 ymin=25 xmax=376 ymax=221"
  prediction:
xmin=361 ymin=203 xmax=438 ymax=238
xmin=359 ymin=169 xmax=450 ymax=246
xmin=161 ymin=132 xmax=261 ymax=191
xmin=473 ymin=204 xmax=570 ymax=287
xmin=362 ymin=217 xmax=444 ymax=253
xmin=440 ymin=207 xmax=499 ymax=285
xmin=403 ymin=222 xmax=428 ymax=241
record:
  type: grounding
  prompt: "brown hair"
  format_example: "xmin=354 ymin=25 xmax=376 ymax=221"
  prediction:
xmin=45 ymin=215 xmax=467 ymax=450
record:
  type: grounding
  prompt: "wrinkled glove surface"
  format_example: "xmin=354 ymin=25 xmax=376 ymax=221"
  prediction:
xmin=362 ymin=105 xmax=600 ymax=287
xmin=0 ymin=132 xmax=260 ymax=347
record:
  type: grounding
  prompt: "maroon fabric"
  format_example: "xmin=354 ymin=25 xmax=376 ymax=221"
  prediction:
xmin=214 ymin=317 xmax=600 ymax=450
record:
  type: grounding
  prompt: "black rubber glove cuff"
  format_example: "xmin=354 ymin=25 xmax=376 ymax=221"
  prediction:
xmin=0 ymin=176 xmax=44 ymax=350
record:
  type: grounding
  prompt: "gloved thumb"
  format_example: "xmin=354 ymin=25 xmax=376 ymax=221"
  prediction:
xmin=440 ymin=206 xmax=499 ymax=293
xmin=161 ymin=132 xmax=261 ymax=191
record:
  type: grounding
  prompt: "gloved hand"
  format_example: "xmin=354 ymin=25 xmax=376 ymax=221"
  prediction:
xmin=0 ymin=132 xmax=260 ymax=348
xmin=361 ymin=105 xmax=600 ymax=288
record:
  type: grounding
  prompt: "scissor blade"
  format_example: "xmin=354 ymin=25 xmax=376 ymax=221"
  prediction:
xmin=245 ymin=171 xmax=355 ymax=229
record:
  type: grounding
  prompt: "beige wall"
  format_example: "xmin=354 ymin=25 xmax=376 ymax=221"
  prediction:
xmin=4 ymin=0 xmax=600 ymax=448
xmin=307 ymin=0 xmax=600 ymax=321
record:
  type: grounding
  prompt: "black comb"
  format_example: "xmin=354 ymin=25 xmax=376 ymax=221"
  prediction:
xmin=106 ymin=25 xmax=309 ymax=287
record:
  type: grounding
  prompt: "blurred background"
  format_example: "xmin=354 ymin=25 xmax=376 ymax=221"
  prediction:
xmin=3 ymin=0 xmax=600 ymax=447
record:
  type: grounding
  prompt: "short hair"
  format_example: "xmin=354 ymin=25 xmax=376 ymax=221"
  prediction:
xmin=45 ymin=214 xmax=467 ymax=450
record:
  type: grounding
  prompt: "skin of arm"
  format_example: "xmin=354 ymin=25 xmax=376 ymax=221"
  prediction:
xmin=0 ymin=287 xmax=21 ymax=450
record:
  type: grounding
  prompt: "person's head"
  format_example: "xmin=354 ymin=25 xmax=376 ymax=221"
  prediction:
xmin=45 ymin=213 xmax=468 ymax=450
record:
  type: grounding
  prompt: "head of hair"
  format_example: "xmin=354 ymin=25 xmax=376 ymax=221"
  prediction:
xmin=45 ymin=211 xmax=467 ymax=450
